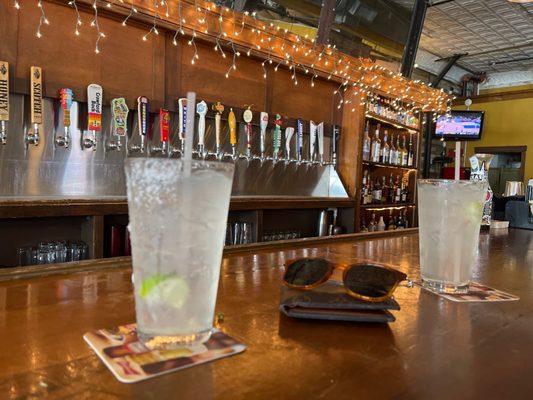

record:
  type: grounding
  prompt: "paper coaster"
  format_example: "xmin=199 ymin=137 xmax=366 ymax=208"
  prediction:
xmin=84 ymin=324 xmax=246 ymax=383
xmin=417 ymin=281 xmax=519 ymax=302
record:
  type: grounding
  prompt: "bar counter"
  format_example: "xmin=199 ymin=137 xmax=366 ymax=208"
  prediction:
xmin=1 ymin=229 xmax=532 ymax=399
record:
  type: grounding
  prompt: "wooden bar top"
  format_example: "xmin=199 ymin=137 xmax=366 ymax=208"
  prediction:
xmin=1 ymin=229 xmax=532 ymax=399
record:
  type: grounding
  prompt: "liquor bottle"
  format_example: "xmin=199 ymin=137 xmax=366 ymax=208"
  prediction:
xmin=360 ymin=217 xmax=368 ymax=232
xmin=389 ymin=134 xmax=397 ymax=165
xmin=381 ymin=130 xmax=390 ymax=164
xmin=396 ymin=212 xmax=405 ymax=229
xmin=381 ymin=176 xmax=389 ymax=204
xmin=404 ymin=210 xmax=409 ymax=228
xmin=401 ymin=136 xmax=408 ymax=166
xmin=387 ymin=211 xmax=396 ymax=230
xmin=388 ymin=174 xmax=395 ymax=203
xmin=362 ymin=121 xmax=371 ymax=161
xmin=366 ymin=180 xmax=374 ymax=205
xmin=372 ymin=178 xmax=382 ymax=204
xmin=377 ymin=215 xmax=386 ymax=231
xmin=370 ymin=124 xmax=381 ymax=163
xmin=361 ymin=170 xmax=368 ymax=204
xmin=395 ymin=175 xmax=401 ymax=203
xmin=368 ymin=213 xmax=376 ymax=232
xmin=407 ymin=135 xmax=414 ymax=167
xmin=401 ymin=180 xmax=408 ymax=203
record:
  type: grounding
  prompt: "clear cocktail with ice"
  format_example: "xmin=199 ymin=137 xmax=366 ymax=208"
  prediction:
xmin=125 ymin=158 xmax=234 ymax=348
xmin=417 ymin=179 xmax=488 ymax=293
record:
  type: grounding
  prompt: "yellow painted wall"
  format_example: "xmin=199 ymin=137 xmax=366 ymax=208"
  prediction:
xmin=455 ymin=93 xmax=533 ymax=183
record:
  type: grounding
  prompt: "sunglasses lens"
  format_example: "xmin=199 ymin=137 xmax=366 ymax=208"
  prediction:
xmin=344 ymin=264 xmax=405 ymax=299
xmin=283 ymin=258 xmax=331 ymax=287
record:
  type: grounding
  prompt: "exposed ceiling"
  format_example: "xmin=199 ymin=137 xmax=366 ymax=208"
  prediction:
xmin=417 ymin=0 xmax=533 ymax=73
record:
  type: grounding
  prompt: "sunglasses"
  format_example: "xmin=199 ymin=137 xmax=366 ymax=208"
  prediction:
xmin=283 ymin=258 xmax=407 ymax=302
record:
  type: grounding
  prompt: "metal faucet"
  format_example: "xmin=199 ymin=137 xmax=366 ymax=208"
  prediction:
xmin=82 ymin=132 xmax=97 ymax=151
xmin=25 ymin=123 xmax=40 ymax=146
xmin=54 ymin=126 xmax=70 ymax=148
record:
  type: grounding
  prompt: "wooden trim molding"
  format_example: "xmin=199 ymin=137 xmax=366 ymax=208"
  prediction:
xmin=454 ymin=88 xmax=533 ymax=105
xmin=474 ymin=146 xmax=527 ymax=154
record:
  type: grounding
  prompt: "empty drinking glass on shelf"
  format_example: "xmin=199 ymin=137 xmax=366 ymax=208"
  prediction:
xmin=17 ymin=240 xmax=88 ymax=266
xmin=225 ymin=222 xmax=255 ymax=245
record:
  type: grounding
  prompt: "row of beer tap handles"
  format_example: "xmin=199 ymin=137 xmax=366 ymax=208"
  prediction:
xmin=192 ymin=101 xmax=332 ymax=164
xmin=0 ymin=66 xmax=339 ymax=164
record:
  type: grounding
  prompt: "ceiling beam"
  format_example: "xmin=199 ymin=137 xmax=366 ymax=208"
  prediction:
xmin=316 ymin=0 xmax=336 ymax=45
xmin=431 ymin=53 xmax=465 ymax=86
xmin=401 ymin=0 xmax=428 ymax=78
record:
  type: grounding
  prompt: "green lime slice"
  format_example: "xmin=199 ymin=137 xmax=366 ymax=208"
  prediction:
xmin=140 ymin=274 xmax=168 ymax=298
xmin=140 ymin=274 xmax=190 ymax=309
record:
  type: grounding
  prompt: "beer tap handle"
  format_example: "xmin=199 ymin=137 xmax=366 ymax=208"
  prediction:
xmin=332 ymin=125 xmax=340 ymax=165
xmin=212 ymin=102 xmax=224 ymax=159
xmin=58 ymin=88 xmax=74 ymax=148
xmin=309 ymin=120 xmax=317 ymax=162
xmin=109 ymin=97 xmax=128 ymax=151
xmin=28 ymin=66 xmax=43 ymax=147
xmin=159 ymin=108 xmax=170 ymax=154
xmin=243 ymin=106 xmax=253 ymax=159
xmin=260 ymin=111 xmax=268 ymax=160
xmin=285 ymin=127 xmax=294 ymax=161
xmin=228 ymin=108 xmax=237 ymax=159
xmin=178 ymin=98 xmax=187 ymax=154
xmin=136 ymin=96 xmax=149 ymax=153
xmin=296 ymin=118 xmax=303 ymax=162
xmin=196 ymin=100 xmax=207 ymax=157
xmin=0 ymin=61 xmax=9 ymax=145
xmin=273 ymin=114 xmax=282 ymax=160
xmin=86 ymin=83 xmax=103 ymax=151
xmin=317 ymin=122 xmax=324 ymax=164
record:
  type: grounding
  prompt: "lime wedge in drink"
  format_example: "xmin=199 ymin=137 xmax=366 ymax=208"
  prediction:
xmin=467 ymin=201 xmax=483 ymax=223
xmin=140 ymin=274 xmax=189 ymax=309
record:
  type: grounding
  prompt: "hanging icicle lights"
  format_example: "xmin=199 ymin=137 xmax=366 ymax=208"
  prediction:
xmin=16 ymin=0 xmax=450 ymax=112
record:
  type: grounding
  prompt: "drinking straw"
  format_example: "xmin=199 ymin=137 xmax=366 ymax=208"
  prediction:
xmin=184 ymin=92 xmax=196 ymax=174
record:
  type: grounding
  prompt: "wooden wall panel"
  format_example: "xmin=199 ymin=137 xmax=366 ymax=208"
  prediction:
xmin=12 ymin=1 xmax=165 ymax=107
xmin=98 ymin=17 xmax=166 ymax=108
xmin=179 ymin=39 xmax=266 ymax=109
xmin=270 ymin=67 xmax=337 ymax=124
xmin=0 ymin=0 xmax=19 ymax=66
xmin=338 ymin=88 xmax=364 ymax=198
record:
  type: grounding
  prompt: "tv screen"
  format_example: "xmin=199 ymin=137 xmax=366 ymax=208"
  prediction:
xmin=435 ymin=110 xmax=484 ymax=141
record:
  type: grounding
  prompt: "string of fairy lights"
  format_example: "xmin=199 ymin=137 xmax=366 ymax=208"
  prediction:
xmin=13 ymin=0 xmax=453 ymax=115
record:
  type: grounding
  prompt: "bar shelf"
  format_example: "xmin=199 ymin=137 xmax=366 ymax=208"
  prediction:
xmin=365 ymin=112 xmax=420 ymax=132
xmin=362 ymin=160 xmax=418 ymax=171
xmin=360 ymin=203 xmax=416 ymax=209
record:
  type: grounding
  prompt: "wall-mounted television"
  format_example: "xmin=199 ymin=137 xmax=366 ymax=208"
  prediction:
xmin=435 ymin=110 xmax=485 ymax=141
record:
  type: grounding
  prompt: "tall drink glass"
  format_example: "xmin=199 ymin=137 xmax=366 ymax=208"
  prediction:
xmin=417 ymin=179 xmax=488 ymax=293
xmin=125 ymin=158 xmax=234 ymax=348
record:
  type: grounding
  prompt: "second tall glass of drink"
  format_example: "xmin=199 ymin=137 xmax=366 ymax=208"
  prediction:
xmin=417 ymin=179 xmax=488 ymax=293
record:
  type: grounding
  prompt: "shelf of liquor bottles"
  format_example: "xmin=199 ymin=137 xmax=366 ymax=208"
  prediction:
xmin=356 ymin=95 xmax=421 ymax=233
